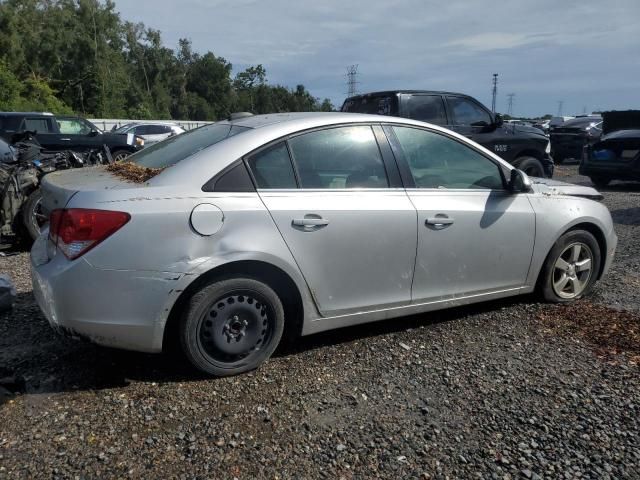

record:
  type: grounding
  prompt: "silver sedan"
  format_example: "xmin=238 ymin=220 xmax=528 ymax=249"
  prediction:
xmin=31 ymin=113 xmax=617 ymax=376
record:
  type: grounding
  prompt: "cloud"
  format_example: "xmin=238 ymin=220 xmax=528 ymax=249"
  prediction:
xmin=114 ymin=0 xmax=640 ymax=116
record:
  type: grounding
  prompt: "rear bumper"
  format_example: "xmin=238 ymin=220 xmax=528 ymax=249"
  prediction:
xmin=579 ymin=146 xmax=640 ymax=180
xmin=30 ymin=234 xmax=184 ymax=353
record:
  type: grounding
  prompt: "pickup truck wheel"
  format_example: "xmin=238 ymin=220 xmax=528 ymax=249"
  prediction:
xmin=180 ymin=278 xmax=285 ymax=377
xmin=590 ymin=176 xmax=610 ymax=188
xmin=22 ymin=189 xmax=46 ymax=240
xmin=513 ymin=156 xmax=544 ymax=177
xmin=111 ymin=149 xmax=131 ymax=162
xmin=538 ymin=229 xmax=601 ymax=303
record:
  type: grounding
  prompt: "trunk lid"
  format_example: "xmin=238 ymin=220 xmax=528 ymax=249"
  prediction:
xmin=40 ymin=166 xmax=136 ymax=215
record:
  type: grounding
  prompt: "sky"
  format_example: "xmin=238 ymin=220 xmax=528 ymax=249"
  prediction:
xmin=114 ymin=0 xmax=640 ymax=118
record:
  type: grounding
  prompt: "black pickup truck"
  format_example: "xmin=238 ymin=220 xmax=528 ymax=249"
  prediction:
xmin=341 ymin=90 xmax=554 ymax=178
xmin=0 ymin=112 xmax=144 ymax=160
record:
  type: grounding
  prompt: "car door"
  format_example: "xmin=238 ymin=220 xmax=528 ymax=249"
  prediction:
xmin=46 ymin=117 xmax=96 ymax=151
xmin=248 ymin=124 xmax=418 ymax=316
xmin=385 ymin=125 xmax=535 ymax=302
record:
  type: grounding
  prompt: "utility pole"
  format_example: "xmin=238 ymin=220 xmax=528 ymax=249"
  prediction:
xmin=506 ymin=93 xmax=515 ymax=116
xmin=346 ymin=65 xmax=359 ymax=97
xmin=491 ymin=73 xmax=498 ymax=114
xmin=557 ymin=100 xmax=564 ymax=117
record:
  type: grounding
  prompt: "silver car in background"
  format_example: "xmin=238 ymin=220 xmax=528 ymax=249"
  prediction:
xmin=113 ymin=122 xmax=185 ymax=146
xmin=31 ymin=113 xmax=617 ymax=376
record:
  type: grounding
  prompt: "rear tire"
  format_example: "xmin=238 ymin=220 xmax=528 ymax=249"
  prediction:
xmin=538 ymin=229 xmax=601 ymax=303
xmin=513 ymin=156 xmax=544 ymax=177
xmin=179 ymin=278 xmax=285 ymax=376
xmin=590 ymin=176 xmax=610 ymax=188
xmin=22 ymin=189 xmax=46 ymax=240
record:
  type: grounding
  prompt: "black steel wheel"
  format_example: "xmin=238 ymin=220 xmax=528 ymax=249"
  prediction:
xmin=180 ymin=278 xmax=284 ymax=376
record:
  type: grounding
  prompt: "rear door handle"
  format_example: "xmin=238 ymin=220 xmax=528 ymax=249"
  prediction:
xmin=292 ymin=218 xmax=329 ymax=227
xmin=426 ymin=216 xmax=455 ymax=226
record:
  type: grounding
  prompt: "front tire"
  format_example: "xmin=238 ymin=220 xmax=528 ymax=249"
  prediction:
xmin=539 ymin=230 xmax=601 ymax=303
xmin=180 ymin=278 xmax=285 ymax=376
xmin=111 ymin=149 xmax=131 ymax=162
xmin=513 ymin=156 xmax=544 ymax=177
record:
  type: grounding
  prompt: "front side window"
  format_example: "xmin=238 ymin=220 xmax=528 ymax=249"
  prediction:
xmin=57 ymin=118 xmax=92 ymax=135
xmin=405 ymin=95 xmax=447 ymax=125
xmin=446 ymin=96 xmax=492 ymax=126
xmin=288 ymin=125 xmax=388 ymax=189
xmin=246 ymin=142 xmax=297 ymax=189
xmin=391 ymin=126 xmax=504 ymax=189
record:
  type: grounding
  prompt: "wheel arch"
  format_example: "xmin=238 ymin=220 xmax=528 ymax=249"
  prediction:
xmin=535 ymin=221 xmax=609 ymax=289
xmin=162 ymin=260 xmax=305 ymax=352
xmin=513 ymin=148 xmax=544 ymax=162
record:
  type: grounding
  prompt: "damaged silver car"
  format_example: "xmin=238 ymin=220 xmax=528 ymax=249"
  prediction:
xmin=31 ymin=113 xmax=617 ymax=376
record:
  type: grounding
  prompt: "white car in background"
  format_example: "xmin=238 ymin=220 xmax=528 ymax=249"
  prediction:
xmin=113 ymin=122 xmax=185 ymax=146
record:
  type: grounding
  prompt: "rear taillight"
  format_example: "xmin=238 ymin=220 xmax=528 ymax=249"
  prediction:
xmin=48 ymin=208 xmax=130 ymax=260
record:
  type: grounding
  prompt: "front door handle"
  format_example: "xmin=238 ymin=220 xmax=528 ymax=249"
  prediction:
xmin=292 ymin=217 xmax=329 ymax=227
xmin=60 ymin=138 xmax=71 ymax=141
xmin=426 ymin=215 xmax=455 ymax=227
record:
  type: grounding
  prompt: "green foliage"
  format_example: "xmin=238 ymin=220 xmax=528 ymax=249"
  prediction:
xmin=0 ymin=0 xmax=334 ymax=119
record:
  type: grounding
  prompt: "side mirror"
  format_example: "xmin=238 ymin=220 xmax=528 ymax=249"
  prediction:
xmin=89 ymin=130 xmax=99 ymax=137
xmin=494 ymin=113 xmax=504 ymax=127
xmin=510 ymin=169 xmax=533 ymax=193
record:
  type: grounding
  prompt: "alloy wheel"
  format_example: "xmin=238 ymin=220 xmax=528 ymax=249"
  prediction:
xmin=552 ymin=242 xmax=594 ymax=299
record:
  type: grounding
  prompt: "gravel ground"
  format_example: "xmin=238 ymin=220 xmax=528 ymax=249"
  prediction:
xmin=1 ymin=164 xmax=639 ymax=479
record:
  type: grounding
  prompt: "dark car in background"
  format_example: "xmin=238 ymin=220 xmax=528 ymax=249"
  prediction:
xmin=549 ymin=115 xmax=602 ymax=163
xmin=0 ymin=112 xmax=144 ymax=160
xmin=342 ymin=91 xmax=553 ymax=178
xmin=580 ymin=110 xmax=640 ymax=187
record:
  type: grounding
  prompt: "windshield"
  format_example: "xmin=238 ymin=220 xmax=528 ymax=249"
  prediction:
xmin=127 ymin=123 xmax=251 ymax=168
xmin=113 ymin=123 xmax=135 ymax=133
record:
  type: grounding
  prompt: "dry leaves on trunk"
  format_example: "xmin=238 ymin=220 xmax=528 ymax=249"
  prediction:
xmin=538 ymin=301 xmax=640 ymax=364
xmin=106 ymin=162 xmax=164 ymax=183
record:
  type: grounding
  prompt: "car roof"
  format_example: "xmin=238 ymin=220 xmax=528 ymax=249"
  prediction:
xmin=153 ymin=112 xmax=515 ymax=187
xmin=343 ymin=90 xmax=475 ymax=101
xmin=0 ymin=111 xmax=54 ymax=116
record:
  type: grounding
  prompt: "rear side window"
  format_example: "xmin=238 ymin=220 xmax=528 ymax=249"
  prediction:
xmin=246 ymin=142 xmax=297 ymax=189
xmin=0 ymin=116 xmax=22 ymax=133
xmin=405 ymin=95 xmax=447 ymax=125
xmin=24 ymin=118 xmax=52 ymax=133
xmin=288 ymin=126 xmax=389 ymax=189
xmin=391 ymin=126 xmax=504 ymax=190
xmin=129 ymin=123 xmax=250 ymax=168
xmin=341 ymin=95 xmax=397 ymax=116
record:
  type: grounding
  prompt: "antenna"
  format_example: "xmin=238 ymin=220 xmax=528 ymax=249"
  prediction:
xmin=506 ymin=93 xmax=515 ymax=116
xmin=346 ymin=65 xmax=359 ymax=97
xmin=491 ymin=73 xmax=498 ymax=114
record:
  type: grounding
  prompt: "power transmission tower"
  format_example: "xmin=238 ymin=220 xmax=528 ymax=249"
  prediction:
xmin=346 ymin=65 xmax=359 ymax=97
xmin=557 ymin=100 xmax=564 ymax=116
xmin=491 ymin=73 xmax=498 ymax=114
xmin=506 ymin=93 xmax=515 ymax=116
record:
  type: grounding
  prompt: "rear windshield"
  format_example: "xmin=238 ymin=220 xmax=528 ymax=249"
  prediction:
xmin=341 ymin=95 xmax=397 ymax=116
xmin=128 ymin=123 xmax=251 ymax=168
xmin=561 ymin=117 xmax=601 ymax=128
